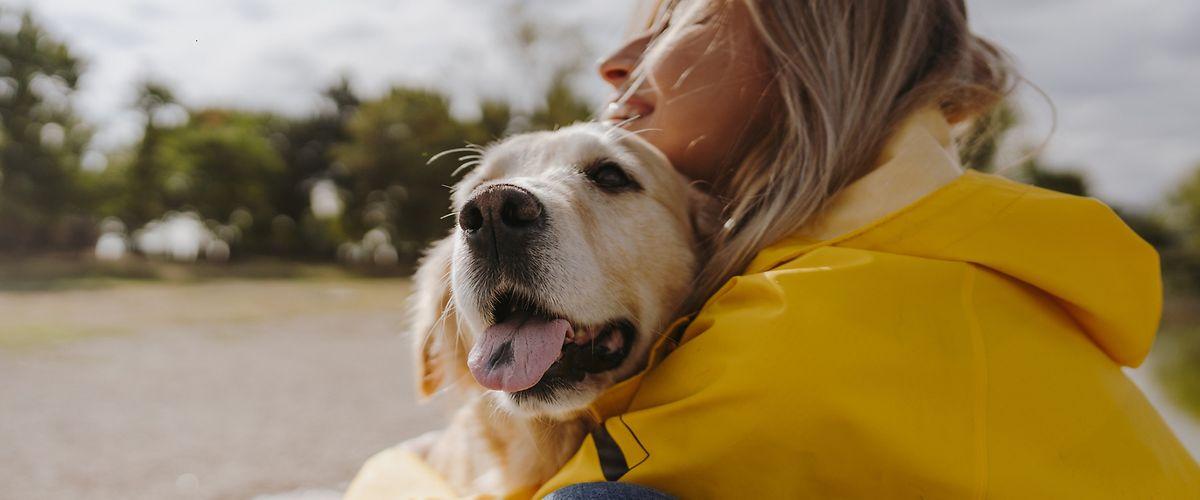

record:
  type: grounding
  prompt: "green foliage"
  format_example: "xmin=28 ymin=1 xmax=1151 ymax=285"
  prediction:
xmin=1156 ymin=290 xmax=1200 ymax=418
xmin=270 ymin=78 xmax=359 ymax=257
xmin=0 ymin=4 xmax=599 ymax=263
xmin=0 ymin=8 xmax=91 ymax=251
xmin=154 ymin=110 xmax=286 ymax=245
xmin=334 ymin=88 xmax=472 ymax=264
xmin=1172 ymin=162 xmax=1200 ymax=250
xmin=332 ymin=80 xmax=593 ymax=266
xmin=123 ymin=81 xmax=177 ymax=226
xmin=1166 ymin=163 xmax=1200 ymax=290
xmin=1160 ymin=168 xmax=1200 ymax=419
xmin=1016 ymin=158 xmax=1089 ymax=197
xmin=529 ymin=72 xmax=595 ymax=131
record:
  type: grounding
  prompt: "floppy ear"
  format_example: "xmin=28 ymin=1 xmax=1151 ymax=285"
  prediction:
xmin=409 ymin=234 xmax=469 ymax=400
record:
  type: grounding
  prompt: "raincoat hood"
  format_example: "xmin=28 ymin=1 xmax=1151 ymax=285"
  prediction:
xmin=748 ymin=108 xmax=1162 ymax=367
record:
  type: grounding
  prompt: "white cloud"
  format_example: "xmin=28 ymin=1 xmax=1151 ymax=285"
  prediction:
xmin=14 ymin=0 xmax=636 ymax=150
xmin=970 ymin=0 xmax=1200 ymax=207
xmin=12 ymin=0 xmax=1199 ymax=207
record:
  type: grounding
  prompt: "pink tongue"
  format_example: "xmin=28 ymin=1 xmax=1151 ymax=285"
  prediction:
xmin=468 ymin=315 xmax=571 ymax=392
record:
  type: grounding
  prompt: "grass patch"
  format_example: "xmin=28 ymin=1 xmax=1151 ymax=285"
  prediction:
xmin=0 ymin=254 xmax=407 ymax=292
xmin=0 ymin=324 xmax=131 ymax=349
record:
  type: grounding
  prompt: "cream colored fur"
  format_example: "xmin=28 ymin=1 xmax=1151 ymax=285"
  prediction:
xmin=406 ymin=123 xmax=711 ymax=495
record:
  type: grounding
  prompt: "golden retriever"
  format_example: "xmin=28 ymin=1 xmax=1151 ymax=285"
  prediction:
xmin=406 ymin=123 xmax=713 ymax=496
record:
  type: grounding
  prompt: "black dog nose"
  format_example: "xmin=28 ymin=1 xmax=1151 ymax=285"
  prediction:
xmin=458 ymin=184 xmax=545 ymax=246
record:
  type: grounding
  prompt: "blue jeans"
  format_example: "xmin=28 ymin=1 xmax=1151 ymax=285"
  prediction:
xmin=545 ymin=482 xmax=675 ymax=500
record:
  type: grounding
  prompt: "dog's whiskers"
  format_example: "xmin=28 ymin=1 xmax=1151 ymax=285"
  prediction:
xmin=452 ymin=160 xmax=482 ymax=177
xmin=428 ymin=145 xmax=485 ymax=165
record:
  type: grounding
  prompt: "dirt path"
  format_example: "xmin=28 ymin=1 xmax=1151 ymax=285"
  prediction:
xmin=2 ymin=280 xmax=1196 ymax=499
xmin=0 ymin=280 xmax=445 ymax=500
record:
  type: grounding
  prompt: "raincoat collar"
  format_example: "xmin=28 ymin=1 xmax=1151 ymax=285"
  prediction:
xmin=746 ymin=107 xmax=964 ymax=274
xmin=797 ymin=107 xmax=963 ymax=241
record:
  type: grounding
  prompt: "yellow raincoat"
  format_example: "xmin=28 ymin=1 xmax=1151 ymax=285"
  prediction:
xmin=347 ymin=109 xmax=1200 ymax=499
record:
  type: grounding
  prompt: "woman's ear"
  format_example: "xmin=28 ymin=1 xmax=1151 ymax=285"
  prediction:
xmin=409 ymin=234 xmax=467 ymax=400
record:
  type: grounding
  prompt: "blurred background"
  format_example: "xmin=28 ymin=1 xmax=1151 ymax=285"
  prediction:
xmin=0 ymin=1 xmax=1196 ymax=498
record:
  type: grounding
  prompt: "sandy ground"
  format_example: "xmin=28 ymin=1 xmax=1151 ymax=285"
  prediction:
xmin=1 ymin=279 xmax=1196 ymax=499
xmin=0 ymin=280 xmax=445 ymax=500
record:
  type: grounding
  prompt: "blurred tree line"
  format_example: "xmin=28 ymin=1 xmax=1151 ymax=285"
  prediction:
xmin=3 ymin=8 xmax=1200 ymax=287
xmin=0 ymin=8 xmax=592 ymax=269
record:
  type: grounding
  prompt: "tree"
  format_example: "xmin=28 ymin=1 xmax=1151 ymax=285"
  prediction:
xmin=1173 ymin=162 xmax=1200 ymax=249
xmin=153 ymin=109 xmax=287 ymax=253
xmin=331 ymin=71 xmax=595 ymax=267
xmin=334 ymin=88 xmax=474 ymax=265
xmin=123 ymin=81 xmax=177 ymax=227
xmin=1016 ymin=158 xmax=1089 ymax=197
xmin=269 ymin=77 xmax=360 ymax=256
xmin=527 ymin=72 xmax=594 ymax=131
xmin=1170 ymin=163 xmax=1200 ymax=282
xmin=476 ymin=99 xmax=514 ymax=140
xmin=0 ymin=9 xmax=91 ymax=251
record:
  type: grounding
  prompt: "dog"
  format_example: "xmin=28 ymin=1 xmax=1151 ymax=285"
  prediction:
xmin=405 ymin=123 xmax=715 ymax=495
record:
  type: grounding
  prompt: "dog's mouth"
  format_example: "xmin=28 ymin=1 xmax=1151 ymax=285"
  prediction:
xmin=467 ymin=290 xmax=634 ymax=397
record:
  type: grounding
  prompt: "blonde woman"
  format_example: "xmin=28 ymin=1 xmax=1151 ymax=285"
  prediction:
xmin=544 ymin=0 xmax=1198 ymax=498
xmin=355 ymin=1 xmax=1200 ymax=497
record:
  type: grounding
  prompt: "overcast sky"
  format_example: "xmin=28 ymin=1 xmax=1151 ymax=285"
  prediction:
xmin=11 ymin=0 xmax=1199 ymax=208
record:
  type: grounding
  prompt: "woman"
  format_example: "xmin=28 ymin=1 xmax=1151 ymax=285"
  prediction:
xmin=349 ymin=0 xmax=1198 ymax=497
xmin=541 ymin=0 xmax=1198 ymax=498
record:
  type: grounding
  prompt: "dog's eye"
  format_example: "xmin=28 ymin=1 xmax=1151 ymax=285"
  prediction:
xmin=587 ymin=161 xmax=639 ymax=192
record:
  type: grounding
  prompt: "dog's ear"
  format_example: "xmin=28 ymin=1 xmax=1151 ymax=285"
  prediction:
xmin=686 ymin=184 xmax=723 ymax=253
xmin=409 ymin=234 xmax=468 ymax=400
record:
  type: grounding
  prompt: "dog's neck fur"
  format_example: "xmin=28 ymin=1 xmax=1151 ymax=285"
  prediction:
xmin=420 ymin=394 xmax=593 ymax=496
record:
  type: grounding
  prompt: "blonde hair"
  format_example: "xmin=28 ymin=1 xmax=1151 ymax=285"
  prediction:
xmin=636 ymin=0 xmax=1016 ymax=312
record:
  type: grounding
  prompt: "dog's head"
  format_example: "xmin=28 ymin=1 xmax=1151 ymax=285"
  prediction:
xmin=413 ymin=123 xmax=716 ymax=417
